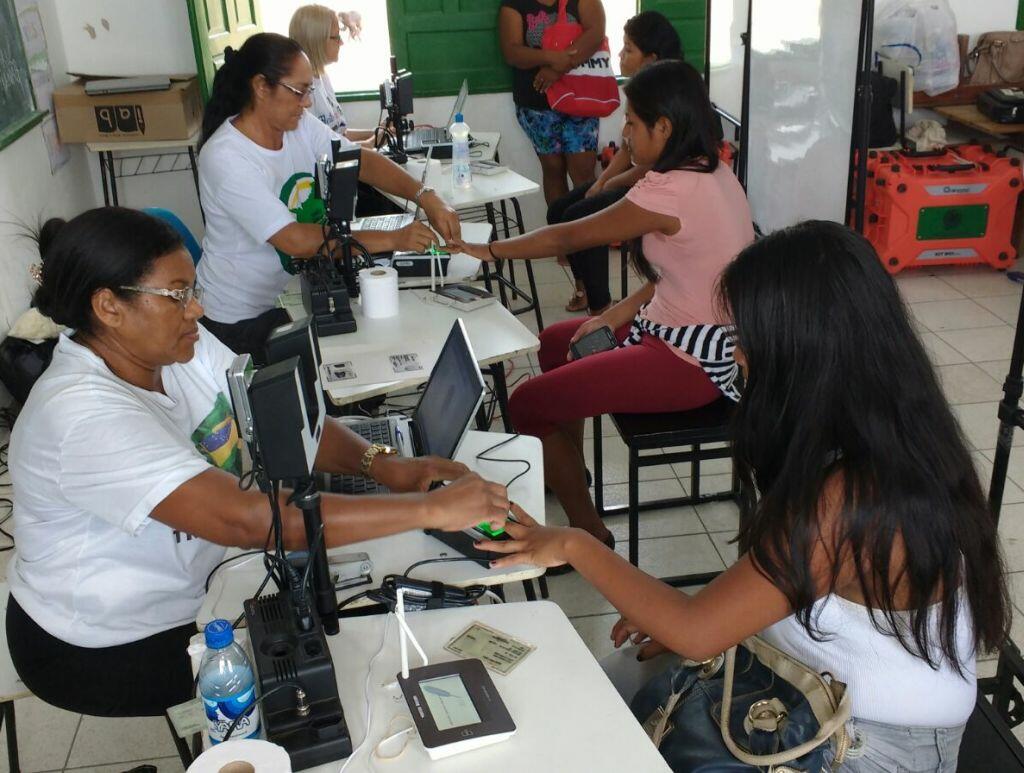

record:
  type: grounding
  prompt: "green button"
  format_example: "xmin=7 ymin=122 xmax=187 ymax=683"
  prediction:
xmin=477 ymin=522 xmax=504 ymax=537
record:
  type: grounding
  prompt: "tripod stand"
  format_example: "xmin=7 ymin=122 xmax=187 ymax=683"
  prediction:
xmin=965 ymin=284 xmax=1024 ymax=769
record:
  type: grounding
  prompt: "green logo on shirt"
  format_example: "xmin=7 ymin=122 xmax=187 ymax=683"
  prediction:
xmin=276 ymin=172 xmax=327 ymax=274
xmin=191 ymin=392 xmax=243 ymax=477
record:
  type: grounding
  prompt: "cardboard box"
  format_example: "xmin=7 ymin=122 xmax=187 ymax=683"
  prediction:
xmin=53 ymin=78 xmax=202 ymax=143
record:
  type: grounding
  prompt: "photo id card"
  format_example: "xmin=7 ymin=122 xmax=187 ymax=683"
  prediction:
xmin=444 ymin=621 xmax=536 ymax=675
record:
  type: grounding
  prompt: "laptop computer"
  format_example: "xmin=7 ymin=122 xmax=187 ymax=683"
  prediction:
xmin=332 ymin=319 xmax=485 ymax=494
xmin=352 ymin=146 xmax=432 ymax=233
xmin=405 ymin=79 xmax=470 ymax=154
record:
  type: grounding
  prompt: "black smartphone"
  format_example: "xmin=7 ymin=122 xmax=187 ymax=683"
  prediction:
xmin=570 ymin=325 xmax=619 ymax=360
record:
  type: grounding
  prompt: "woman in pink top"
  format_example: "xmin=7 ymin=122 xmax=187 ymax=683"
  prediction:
xmin=455 ymin=61 xmax=754 ymax=555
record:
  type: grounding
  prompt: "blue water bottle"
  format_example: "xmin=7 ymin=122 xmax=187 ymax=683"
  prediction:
xmin=198 ymin=619 xmax=261 ymax=744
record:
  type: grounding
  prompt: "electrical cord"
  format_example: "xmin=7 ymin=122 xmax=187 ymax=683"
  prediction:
xmin=338 ymin=572 xmax=490 ymax=613
xmin=475 ymin=434 xmax=531 ymax=489
xmin=339 ymin=613 xmax=393 ymax=773
xmin=402 ymin=556 xmax=483 ymax=577
xmin=222 ymin=681 xmax=304 ymax=743
xmin=204 ymin=550 xmax=264 ymax=593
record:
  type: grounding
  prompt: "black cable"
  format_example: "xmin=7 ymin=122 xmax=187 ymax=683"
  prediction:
xmin=403 ymin=556 xmax=483 ymax=577
xmin=205 ymin=551 xmax=265 ymax=593
xmin=475 ymin=434 xmax=531 ymax=489
xmin=222 ymin=682 xmax=303 ymax=743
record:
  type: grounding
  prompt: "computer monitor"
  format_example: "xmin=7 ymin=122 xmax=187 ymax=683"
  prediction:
xmin=413 ymin=319 xmax=485 ymax=459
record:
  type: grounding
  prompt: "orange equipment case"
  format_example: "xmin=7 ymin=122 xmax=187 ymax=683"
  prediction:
xmin=861 ymin=145 xmax=1023 ymax=274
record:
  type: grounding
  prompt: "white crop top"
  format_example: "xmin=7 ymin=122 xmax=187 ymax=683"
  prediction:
xmin=759 ymin=591 xmax=976 ymax=727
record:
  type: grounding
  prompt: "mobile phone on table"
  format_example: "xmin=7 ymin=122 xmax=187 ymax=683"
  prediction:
xmin=570 ymin=325 xmax=619 ymax=360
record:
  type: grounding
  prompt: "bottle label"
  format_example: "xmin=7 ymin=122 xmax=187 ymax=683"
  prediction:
xmin=203 ymin=685 xmax=260 ymax=744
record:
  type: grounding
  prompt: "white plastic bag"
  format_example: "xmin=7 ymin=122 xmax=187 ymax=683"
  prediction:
xmin=875 ymin=0 xmax=960 ymax=96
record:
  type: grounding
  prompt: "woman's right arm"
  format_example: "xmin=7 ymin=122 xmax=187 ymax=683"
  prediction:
xmin=268 ymin=220 xmax=438 ymax=259
xmin=498 ymin=7 xmax=575 ymax=72
xmin=150 ymin=467 xmax=510 ymax=551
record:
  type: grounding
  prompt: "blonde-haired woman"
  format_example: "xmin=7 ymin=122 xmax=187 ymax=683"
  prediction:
xmin=289 ymin=4 xmax=375 ymax=143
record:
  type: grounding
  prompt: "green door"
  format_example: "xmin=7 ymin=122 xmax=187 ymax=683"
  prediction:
xmin=187 ymin=0 xmax=263 ymax=103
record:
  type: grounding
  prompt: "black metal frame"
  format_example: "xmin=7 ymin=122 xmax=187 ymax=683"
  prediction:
xmin=1 ymin=699 xmax=19 ymax=773
xmin=97 ymin=146 xmax=203 ymax=224
xmin=592 ymin=411 xmax=738 ymax=582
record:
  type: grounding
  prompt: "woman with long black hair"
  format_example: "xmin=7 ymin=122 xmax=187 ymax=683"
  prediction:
xmin=195 ymin=33 xmax=459 ymax=357
xmin=482 ymin=220 xmax=1009 ymax=771
xmin=455 ymin=60 xmax=754 ymax=549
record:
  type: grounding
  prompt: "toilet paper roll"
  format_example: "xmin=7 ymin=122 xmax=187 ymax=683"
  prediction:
xmin=187 ymin=739 xmax=291 ymax=773
xmin=187 ymin=741 xmax=290 ymax=769
xmin=359 ymin=266 xmax=400 ymax=319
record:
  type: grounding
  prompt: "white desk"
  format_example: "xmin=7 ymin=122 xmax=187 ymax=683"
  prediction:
xmin=199 ymin=431 xmax=545 ymax=625
xmin=296 ymin=287 xmax=537 ymax=407
xmin=191 ymin=602 xmax=670 ymax=772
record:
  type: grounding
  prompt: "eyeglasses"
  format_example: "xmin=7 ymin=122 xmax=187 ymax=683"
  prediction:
xmin=327 ymin=34 xmax=342 ymax=41
xmin=276 ymin=81 xmax=317 ymax=99
xmin=120 ymin=284 xmax=204 ymax=309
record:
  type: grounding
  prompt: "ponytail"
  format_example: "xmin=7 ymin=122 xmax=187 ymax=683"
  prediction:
xmin=199 ymin=33 xmax=305 ymax=150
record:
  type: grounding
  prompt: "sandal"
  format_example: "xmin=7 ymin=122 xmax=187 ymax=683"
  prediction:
xmin=565 ymin=288 xmax=589 ymax=312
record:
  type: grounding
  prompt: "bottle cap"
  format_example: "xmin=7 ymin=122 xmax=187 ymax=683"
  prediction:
xmin=454 ymin=113 xmax=464 ymax=123
xmin=204 ymin=619 xmax=234 ymax=649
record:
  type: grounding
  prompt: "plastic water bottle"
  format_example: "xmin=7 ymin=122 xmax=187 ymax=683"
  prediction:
xmin=451 ymin=112 xmax=472 ymax=190
xmin=198 ymin=619 xmax=261 ymax=744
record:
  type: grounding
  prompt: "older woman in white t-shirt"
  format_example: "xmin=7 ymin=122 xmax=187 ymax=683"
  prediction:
xmin=289 ymin=5 xmax=376 ymax=143
xmin=196 ymin=32 xmax=458 ymax=358
xmin=6 ymin=207 xmax=508 ymax=718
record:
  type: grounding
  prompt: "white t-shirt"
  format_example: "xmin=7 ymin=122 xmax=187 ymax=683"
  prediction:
xmin=311 ymin=72 xmax=348 ymax=134
xmin=8 ymin=327 xmax=243 ymax=647
xmin=196 ymin=112 xmax=354 ymax=323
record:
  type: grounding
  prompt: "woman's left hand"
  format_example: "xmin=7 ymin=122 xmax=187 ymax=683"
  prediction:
xmin=370 ymin=454 xmax=470 ymax=493
xmin=533 ymin=66 xmax=562 ymax=92
xmin=475 ymin=504 xmax=578 ymax=569
xmin=421 ymin=194 xmax=462 ymax=244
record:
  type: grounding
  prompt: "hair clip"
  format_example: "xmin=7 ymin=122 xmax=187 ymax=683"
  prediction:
xmin=29 ymin=263 xmax=42 ymax=284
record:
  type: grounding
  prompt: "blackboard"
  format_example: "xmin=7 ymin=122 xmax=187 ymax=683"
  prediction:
xmin=0 ymin=0 xmax=45 ymax=151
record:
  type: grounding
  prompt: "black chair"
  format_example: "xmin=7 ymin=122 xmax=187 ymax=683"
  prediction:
xmin=592 ymin=398 xmax=739 ymax=586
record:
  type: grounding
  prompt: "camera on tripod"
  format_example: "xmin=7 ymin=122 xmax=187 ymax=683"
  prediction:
xmin=378 ymin=56 xmax=413 ymax=164
xmin=299 ymin=139 xmax=364 ymax=335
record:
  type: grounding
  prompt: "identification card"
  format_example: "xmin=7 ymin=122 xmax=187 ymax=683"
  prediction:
xmin=389 ymin=353 xmax=424 ymax=374
xmin=323 ymin=361 xmax=357 ymax=382
xmin=167 ymin=697 xmax=207 ymax=739
xmin=444 ymin=621 xmax=536 ymax=675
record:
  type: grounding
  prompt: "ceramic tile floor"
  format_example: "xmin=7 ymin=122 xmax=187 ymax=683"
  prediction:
xmin=6 ymin=255 xmax=1024 ymax=770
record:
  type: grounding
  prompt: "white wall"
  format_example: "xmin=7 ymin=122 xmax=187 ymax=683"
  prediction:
xmin=947 ymin=0 xmax=1016 ymax=40
xmin=0 ymin=0 xmax=100 ymax=404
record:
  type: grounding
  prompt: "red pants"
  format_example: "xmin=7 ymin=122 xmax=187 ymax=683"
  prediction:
xmin=509 ymin=317 xmax=722 ymax=438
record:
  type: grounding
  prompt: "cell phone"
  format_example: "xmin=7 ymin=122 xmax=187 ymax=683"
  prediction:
xmin=570 ymin=325 xmax=618 ymax=360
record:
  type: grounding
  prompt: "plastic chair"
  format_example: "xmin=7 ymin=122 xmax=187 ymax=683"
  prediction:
xmin=144 ymin=207 xmax=202 ymax=266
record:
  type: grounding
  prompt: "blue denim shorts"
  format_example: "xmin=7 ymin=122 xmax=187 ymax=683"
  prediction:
xmin=515 ymin=106 xmax=599 ymax=156
xmin=827 ymin=717 xmax=967 ymax=772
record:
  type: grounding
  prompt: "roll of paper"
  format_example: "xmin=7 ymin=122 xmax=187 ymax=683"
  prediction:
xmin=359 ymin=266 xmax=400 ymax=319
xmin=187 ymin=739 xmax=291 ymax=773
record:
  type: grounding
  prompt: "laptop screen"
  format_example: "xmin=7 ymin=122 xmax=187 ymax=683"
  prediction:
xmin=446 ymin=80 xmax=469 ymax=128
xmin=413 ymin=319 xmax=485 ymax=459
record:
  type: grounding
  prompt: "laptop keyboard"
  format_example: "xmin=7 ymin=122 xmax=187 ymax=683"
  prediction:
xmin=359 ymin=213 xmax=413 ymax=232
xmin=327 ymin=420 xmax=397 ymax=495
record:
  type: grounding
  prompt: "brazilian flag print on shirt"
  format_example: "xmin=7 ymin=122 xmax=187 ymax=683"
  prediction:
xmin=276 ymin=171 xmax=327 ymax=274
xmin=191 ymin=392 xmax=243 ymax=478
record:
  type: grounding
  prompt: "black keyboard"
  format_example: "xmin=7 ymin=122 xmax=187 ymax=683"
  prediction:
xmin=329 ymin=421 xmax=397 ymax=495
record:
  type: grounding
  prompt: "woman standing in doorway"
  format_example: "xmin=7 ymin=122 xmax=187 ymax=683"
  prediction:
xmin=499 ymin=0 xmax=607 ymax=206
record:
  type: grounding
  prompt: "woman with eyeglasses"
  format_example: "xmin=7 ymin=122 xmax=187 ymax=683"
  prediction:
xmin=5 ymin=207 xmax=509 ymax=718
xmin=196 ymin=32 xmax=459 ymax=359
xmin=288 ymin=4 xmax=376 ymax=144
